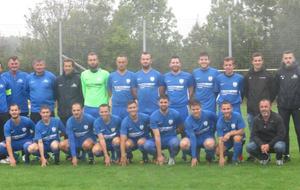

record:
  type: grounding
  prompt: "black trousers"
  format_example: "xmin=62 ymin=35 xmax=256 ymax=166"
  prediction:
xmin=30 ymin=112 xmax=55 ymax=124
xmin=278 ymin=107 xmax=300 ymax=155
xmin=0 ymin=113 xmax=9 ymax=142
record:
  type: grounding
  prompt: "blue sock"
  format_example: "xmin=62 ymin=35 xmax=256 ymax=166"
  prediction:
xmin=233 ymin=142 xmax=242 ymax=161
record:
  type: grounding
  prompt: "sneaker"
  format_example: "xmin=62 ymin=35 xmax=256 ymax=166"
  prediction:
xmin=259 ymin=156 xmax=270 ymax=165
xmin=231 ymin=160 xmax=240 ymax=165
xmin=168 ymin=157 xmax=175 ymax=165
xmin=88 ymin=158 xmax=95 ymax=165
xmin=276 ymin=159 xmax=284 ymax=166
xmin=283 ymin=154 xmax=291 ymax=163
xmin=0 ymin=157 xmax=10 ymax=164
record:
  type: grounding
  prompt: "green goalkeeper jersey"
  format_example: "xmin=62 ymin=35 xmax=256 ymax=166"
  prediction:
xmin=81 ymin=69 xmax=109 ymax=107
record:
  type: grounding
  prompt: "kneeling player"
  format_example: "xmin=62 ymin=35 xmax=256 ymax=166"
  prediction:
xmin=216 ymin=102 xmax=245 ymax=166
xmin=120 ymin=101 xmax=150 ymax=166
xmin=0 ymin=104 xmax=35 ymax=166
xmin=144 ymin=95 xmax=182 ymax=165
xmin=93 ymin=104 xmax=121 ymax=166
xmin=180 ymin=100 xmax=217 ymax=167
xmin=65 ymin=103 xmax=96 ymax=166
xmin=28 ymin=105 xmax=66 ymax=167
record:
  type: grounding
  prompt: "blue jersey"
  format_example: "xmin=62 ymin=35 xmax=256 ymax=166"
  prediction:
xmin=0 ymin=76 xmax=11 ymax=113
xmin=108 ymin=70 xmax=136 ymax=107
xmin=150 ymin=108 xmax=182 ymax=137
xmin=66 ymin=113 xmax=95 ymax=157
xmin=216 ymin=112 xmax=245 ymax=137
xmin=120 ymin=113 xmax=150 ymax=139
xmin=2 ymin=71 xmax=29 ymax=113
xmin=163 ymin=71 xmax=193 ymax=108
xmin=184 ymin=111 xmax=217 ymax=158
xmin=135 ymin=69 xmax=163 ymax=114
xmin=192 ymin=67 xmax=220 ymax=112
xmin=4 ymin=116 xmax=35 ymax=141
xmin=25 ymin=71 xmax=56 ymax=112
xmin=34 ymin=117 xmax=65 ymax=143
xmin=214 ymin=73 xmax=244 ymax=105
xmin=94 ymin=114 xmax=121 ymax=140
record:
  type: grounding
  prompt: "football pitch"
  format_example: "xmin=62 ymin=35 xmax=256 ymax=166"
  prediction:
xmin=1 ymin=105 xmax=300 ymax=190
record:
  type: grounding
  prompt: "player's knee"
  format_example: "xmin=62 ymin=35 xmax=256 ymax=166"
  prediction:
xmin=233 ymin=135 xmax=242 ymax=143
xmin=170 ymin=138 xmax=180 ymax=148
xmin=92 ymin=144 xmax=103 ymax=156
xmin=82 ymin=139 xmax=94 ymax=150
xmin=180 ymin=138 xmax=190 ymax=150
xmin=137 ymin=138 xmax=146 ymax=146
xmin=28 ymin=143 xmax=38 ymax=153
xmin=204 ymin=138 xmax=215 ymax=150
xmin=59 ymin=140 xmax=69 ymax=152
xmin=112 ymin=137 xmax=120 ymax=146
xmin=125 ymin=140 xmax=134 ymax=149
xmin=51 ymin=141 xmax=60 ymax=151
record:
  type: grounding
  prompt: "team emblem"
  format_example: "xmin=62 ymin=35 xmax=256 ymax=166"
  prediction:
xmin=150 ymin=77 xmax=155 ymax=82
xmin=126 ymin=79 xmax=131 ymax=84
xmin=232 ymin=82 xmax=238 ymax=87
xmin=208 ymin=76 xmax=213 ymax=81
xmin=231 ymin=124 xmax=236 ymax=129
xmin=292 ymin=74 xmax=298 ymax=79
xmin=43 ymin=79 xmax=49 ymax=83
xmin=203 ymin=121 xmax=208 ymax=126
xmin=0 ymin=84 xmax=3 ymax=88
xmin=139 ymin=125 xmax=144 ymax=130
xmin=179 ymin=79 xmax=184 ymax=84
xmin=168 ymin=120 xmax=173 ymax=125
xmin=111 ymin=128 xmax=116 ymax=132
xmin=52 ymin=127 xmax=56 ymax=132
xmin=84 ymin=125 xmax=89 ymax=130
xmin=17 ymin=79 xmax=23 ymax=83
xmin=71 ymin=83 xmax=77 ymax=87
xmin=22 ymin=128 xmax=27 ymax=132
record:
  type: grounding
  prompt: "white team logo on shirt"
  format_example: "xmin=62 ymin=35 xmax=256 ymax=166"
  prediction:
xmin=22 ymin=128 xmax=27 ymax=132
xmin=232 ymin=82 xmax=238 ymax=87
xmin=84 ymin=125 xmax=89 ymax=130
xmin=150 ymin=77 xmax=155 ymax=82
xmin=231 ymin=124 xmax=236 ymax=129
xmin=203 ymin=121 xmax=208 ymax=126
xmin=17 ymin=79 xmax=23 ymax=83
xmin=52 ymin=127 xmax=56 ymax=132
xmin=111 ymin=128 xmax=116 ymax=132
xmin=208 ymin=76 xmax=213 ymax=81
xmin=43 ymin=79 xmax=49 ymax=83
xmin=292 ymin=74 xmax=298 ymax=79
xmin=71 ymin=83 xmax=77 ymax=87
xmin=179 ymin=79 xmax=184 ymax=84
xmin=168 ymin=120 xmax=173 ymax=125
xmin=126 ymin=79 xmax=131 ymax=84
xmin=0 ymin=84 xmax=3 ymax=88
xmin=139 ymin=125 xmax=144 ymax=130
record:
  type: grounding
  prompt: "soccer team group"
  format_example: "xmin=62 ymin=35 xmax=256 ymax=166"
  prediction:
xmin=0 ymin=50 xmax=299 ymax=167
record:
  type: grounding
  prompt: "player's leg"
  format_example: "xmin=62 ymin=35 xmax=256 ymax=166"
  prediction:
xmin=232 ymin=135 xmax=243 ymax=163
xmin=125 ymin=139 xmax=135 ymax=162
xmin=82 ymin=138 xmax=95 ymax=164
xmin=273 ymin=141 xmax=286 ymax=166
xmin=278 ymin=107 xmax=291 ymax=160
xmin=22 ymin=141 xmax=34 ymax=164
xmin=112 ymin=137 xmax=120 ymax=161
xmin=203 ymin=138 xmax=215 ymax=162
xmin=92 ymin=143 xmax=104 ymax=157
xmin=0 ymin=141 xmax=8 ymax=157
xmin=180 ymin=137 xmax=191 ymax=155
xmin=166 ymin=136 xmax=180 ymax=165
xmin=137 ymin=137 xmax=148 ymax=163
xmin=246 ymin=141 xmax=261 ymax=160
xmin=50 ymin=140 xmax=60 ymax=164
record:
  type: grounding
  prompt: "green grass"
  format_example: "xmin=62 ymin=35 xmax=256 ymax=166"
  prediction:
xmin=1 ymin=104 xmax=300 ymax=190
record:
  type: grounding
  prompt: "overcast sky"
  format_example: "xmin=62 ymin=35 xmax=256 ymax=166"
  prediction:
xmin=0 ymin=0 xmax=211 ymax=37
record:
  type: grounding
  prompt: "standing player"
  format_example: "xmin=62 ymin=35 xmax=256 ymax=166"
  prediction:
xmin=135 ymin=52 xmax=164 ymax=115
xmin=162 ymin=56 xmax=193 ymax=121
xmin=216 ymin=102 xmax=245 ymax=166
xmin=0 ymin=104 xmax=35 ymax=166
xmin=180 ymin=100 xmax=217 ymax=167
xmin=215 ymin=57 xmax=244 ymax=114
xmin=119 ymin=101 xmax=150 ymax=166
xmin=192 ymin=52 xmax=219 ymax=113
xmin=244 ymin=53 xmax=274 ymax=161
xmin=65 ymin=103 xmax=96 ymax=166
xmin=55 ymin=59 xmax=83 ymax=125
xmin=28 ymin=106 xmax=66 ymax=167
xmin=144 ymin=95 xmax=182 ymax=165
xmin=274 ymin=50 xmax=300 ymax=162
xmin=25 ymin=59 xmax=56 ymax=123
xmin=2 ymin=56 xmax=29 ymax=116
xmin=93 ymin=104 xmax=121 ymax=166
xmin=81 ymin=52 xmax=109 ymax=118
xmin=108 ymin=55 xmax=137 ymax=119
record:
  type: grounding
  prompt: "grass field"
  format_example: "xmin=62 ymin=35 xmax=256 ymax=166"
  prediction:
xmin=1 ymin=105 xmax=300 ymax=190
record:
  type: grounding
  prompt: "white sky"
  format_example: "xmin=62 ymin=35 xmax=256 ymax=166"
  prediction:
xmin=0 ymin=0 xmax=211 ymax=37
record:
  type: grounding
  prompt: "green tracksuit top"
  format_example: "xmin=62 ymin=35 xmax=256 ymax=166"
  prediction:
xmin=80 ymin=69 xmax=109 ymax=107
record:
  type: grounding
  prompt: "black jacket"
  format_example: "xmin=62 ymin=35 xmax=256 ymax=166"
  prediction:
xmin=274 ymin=62 xmax=300 ymax=109
xmin=252 ymin=111 xmax=285 ymax=147
xmin=54 ymin=72 xmax=84 ymax=119
xmin=244 ymin=67 xmax=275 ymax=115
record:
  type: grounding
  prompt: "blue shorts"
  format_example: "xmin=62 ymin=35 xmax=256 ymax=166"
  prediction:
xmin=43 ymin=139 xmax=60 ymax=153
xmin=190 ymin=135 xmax=214 ymax=148
xmin=112 ymin=105 xmax=128 ymax=120
xmin=128 ymin=136 xmax=148 ymax=151
xmin=74 ymin=136 xmax=96 ymax=149
xmin=223 ymin=136 xmax=245 ymax=150
xmin=147 ymin=136 xmax=180 ymax=150
xmin=0 ymin=139 xmax=32 ymax=153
